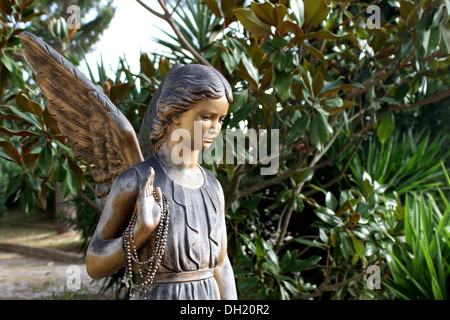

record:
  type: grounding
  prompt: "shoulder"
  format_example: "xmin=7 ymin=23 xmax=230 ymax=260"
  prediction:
xmin=113 ymin=159 xmax=153 ymax=192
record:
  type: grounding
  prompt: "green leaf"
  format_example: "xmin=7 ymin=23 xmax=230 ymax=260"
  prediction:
xmin=39 ymin=143 xmax=53 ymax=176
xmin=322 ymin=97 xmax=343 ymax=108
xmin=422 ymin=26 xmax=441 ymax=57
xmin=283 ymin=255 xmax=321 ymax=273
xmin=61 ymin=159 xmax=79 ymax=198
xmin=338 ymin=231 xmax=351 ymax=261
xmin=325 ymin=191 xmax=338 ymax=211
xmin=303 ymin=0 xmax=331 ymax=29
xmin=377 ymin=111 xmax=395 ymax=144
xmin=233 ymin=8 xmax=271 ymax=37
xmin=4 ymin=174 xmax=23 ymax=198
xmin=276 ymin=189 xmax=292 ymax=203
xmin=315 ymin=208 xmax=344 ymax=227
xmin=290 ymin=0 xmax=304 ymax=26
xmin=394 ymin=82 xmax=410 ymax=101
xmin=309 ymin=110 xmax=332 ymax=151
xmin=350 ymin=236 xmax=365 ymax=260
xmin=273 ymin=70 xmax=292 ymax=101
xmin=250 ymin=1 xmax=276 ymax=26
xmin=0 ymin=140 xmax=21 ymax=164
xmin=440 ymin=21 xmax=450 ymax=53
xmin=306 ymin=30 xmax=359 ymax=44
xmin=236 ymin=55 xmax=259 ymax=91
xmin=229 ymin=102 xmax=254 ymax=128
xmin=1 ymin=104 xmax=42 ymax=129
xmin=303 ymin=44 xmax=328 ymax=67
xmin=20 ymin=186 xmax=35 ymax=214
xmin=287 ymin=113 xmax=310 ymax=145
xmin=294 ymin=238 xmax=327 ymax=250
xmin=0 ymin=126 xmax=38 ymax=137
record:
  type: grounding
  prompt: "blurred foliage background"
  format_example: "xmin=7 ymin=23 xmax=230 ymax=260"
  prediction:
xmin=0 ymin=0 xmax=449 ymax=300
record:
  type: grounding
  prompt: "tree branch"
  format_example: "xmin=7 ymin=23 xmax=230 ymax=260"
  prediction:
xmin=137 ymin=0 xmax=213 ymax=67
xmin=391 ymin=89 xmax=450 ymax=111
xmin=345 ymin=49 xmax=416 ymax=99
xmin=77 ymin=190 xmax=102 ymax=215
xmin=292 ymin=272 xmax=366 ymax=300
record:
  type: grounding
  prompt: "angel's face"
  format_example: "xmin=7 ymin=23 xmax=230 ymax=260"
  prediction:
xmin=171 ymin=95 xmax=229 ymax=151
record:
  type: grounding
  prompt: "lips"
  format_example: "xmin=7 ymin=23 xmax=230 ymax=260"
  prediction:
xmin=203 ymin=137 xmax=215 ymax=143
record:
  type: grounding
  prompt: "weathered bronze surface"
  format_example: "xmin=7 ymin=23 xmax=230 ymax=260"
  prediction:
xmin=20 ymin=31 xmax=237 ymax=300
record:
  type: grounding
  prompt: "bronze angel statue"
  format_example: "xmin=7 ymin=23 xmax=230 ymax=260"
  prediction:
xmin=20 ymin=31 xmax=237 ymax=300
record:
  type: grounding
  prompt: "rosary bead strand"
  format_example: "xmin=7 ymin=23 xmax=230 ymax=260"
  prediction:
xmin=122 ymin=188 xmax=170 ymax=299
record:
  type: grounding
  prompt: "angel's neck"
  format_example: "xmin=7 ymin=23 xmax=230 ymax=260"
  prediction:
xmin=156 ymin=141 xmax=204 ymax=188
xmin=158 ymin=140 xmax=199 ymax=170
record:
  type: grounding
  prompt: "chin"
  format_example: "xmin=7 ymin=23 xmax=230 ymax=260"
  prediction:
xmin=202 ymin=143 xmax=213 ymax=150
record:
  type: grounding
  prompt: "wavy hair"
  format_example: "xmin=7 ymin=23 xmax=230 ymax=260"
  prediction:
xmin=148 ymin=64 xmax=233 ymax=154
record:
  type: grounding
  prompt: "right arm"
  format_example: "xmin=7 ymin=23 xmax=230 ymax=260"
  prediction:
xmin=86 ymin=166 xmax=161 ymax=279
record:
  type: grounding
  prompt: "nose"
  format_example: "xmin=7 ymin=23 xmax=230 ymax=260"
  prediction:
xmin=209 ymin=118 xmax=222 ymax=134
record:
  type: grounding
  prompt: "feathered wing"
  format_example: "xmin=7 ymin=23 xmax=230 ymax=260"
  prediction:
xmin=19 ymin=31 xmax=144 ymax=208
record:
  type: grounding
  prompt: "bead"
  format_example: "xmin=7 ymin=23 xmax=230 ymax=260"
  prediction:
xmin=121 ymin=191 xmax=170 ymax=297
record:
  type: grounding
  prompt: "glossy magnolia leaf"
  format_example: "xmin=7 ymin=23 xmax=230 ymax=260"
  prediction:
xmin=1 ymin=55 xmax=25 ymax=90
xmin=15 ymin=94 xmax=43 ymax=117
xmin=0 ymin=140 xmax=21 ymax=164
xmin=303 ymin=44 xmax=328 ymax=68
xmin=325 ymin=191 xmax=338 ymax=211
xmin=351 ymin=236 xmax=366 ymax=260
xmin=315 ymin=208 xmax=344 ymax=227
xmin=20 ymin=185 xmax=35 ymax=214
xmin=399 ymin=0 xmax=418 ymax=26
xmin=0 ymin=126 xmax=38 ymax=137
xmin=38 ymin=143 xmax=53 ymax=176
xmin=229 ymin=102 xmax=254 ymax=128
xmin=250 ymin=1 xmax=276 ymax=26
xmin=309 ymin=110 xmax=332 ymax=151
xmin=303 ymin=0 xmax=331 ymax=29
xmin=233 ymin=8 xmax=271 ymax=37
xmin=68 ymin=158 xmax=87 ymax=188
xmin=236 ymin=55 xmax=259 ymax=91
xmin=273 ymin=70 xmax=292 ymax=101
xmin=1 ymin=104 xmax=42 ymax=129
xmin=440 ymin=23 xmax=450 ymax=53
xmin=3 ymin=174 xmax=23 ymax=199
xmin=61 ymin=160 xmax=79 ymax=198
xmin=273 ymin=4 xmax=291 ymax=36
xmin=422 ymin=26 xmax=441 ymax=57
xmin=306 ymin=30 xmax=359 ymax=44
xmin=287 ymin=113 xmax=310 ymax=145
xmin=290 ymin=0 xmax=304 ymax=27
xmin=204 ymin=0 xmax=221 ymax=18
xmin=377 ymin=111 xmax=395 ymax=143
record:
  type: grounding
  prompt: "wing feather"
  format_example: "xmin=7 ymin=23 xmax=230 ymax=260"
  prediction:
xmin=20 ymin=32 xmax=144 ymax=207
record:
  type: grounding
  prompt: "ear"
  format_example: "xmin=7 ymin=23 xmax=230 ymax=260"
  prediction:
xmin=172 ymin=113 xmax=181 ymax=125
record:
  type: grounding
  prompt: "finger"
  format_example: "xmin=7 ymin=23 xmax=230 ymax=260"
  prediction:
xmin=144 ymin=167 xmax=155 ymax=197
xmin=146 ymin=166 xmax=155 ymax=187
xmin=155 ymin=187 xmax=163 ymax=207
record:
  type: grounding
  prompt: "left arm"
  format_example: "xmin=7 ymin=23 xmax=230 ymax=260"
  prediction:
xmin=214 ymin=181 xmax=238 ymax=300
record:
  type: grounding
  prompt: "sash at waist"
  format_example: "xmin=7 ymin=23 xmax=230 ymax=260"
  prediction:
xmin=153 ymin=269 xmax=214 ymax=284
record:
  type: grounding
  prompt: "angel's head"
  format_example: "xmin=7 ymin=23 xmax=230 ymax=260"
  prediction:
xmin=150 ymin=64 xmax=233 ymax=154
